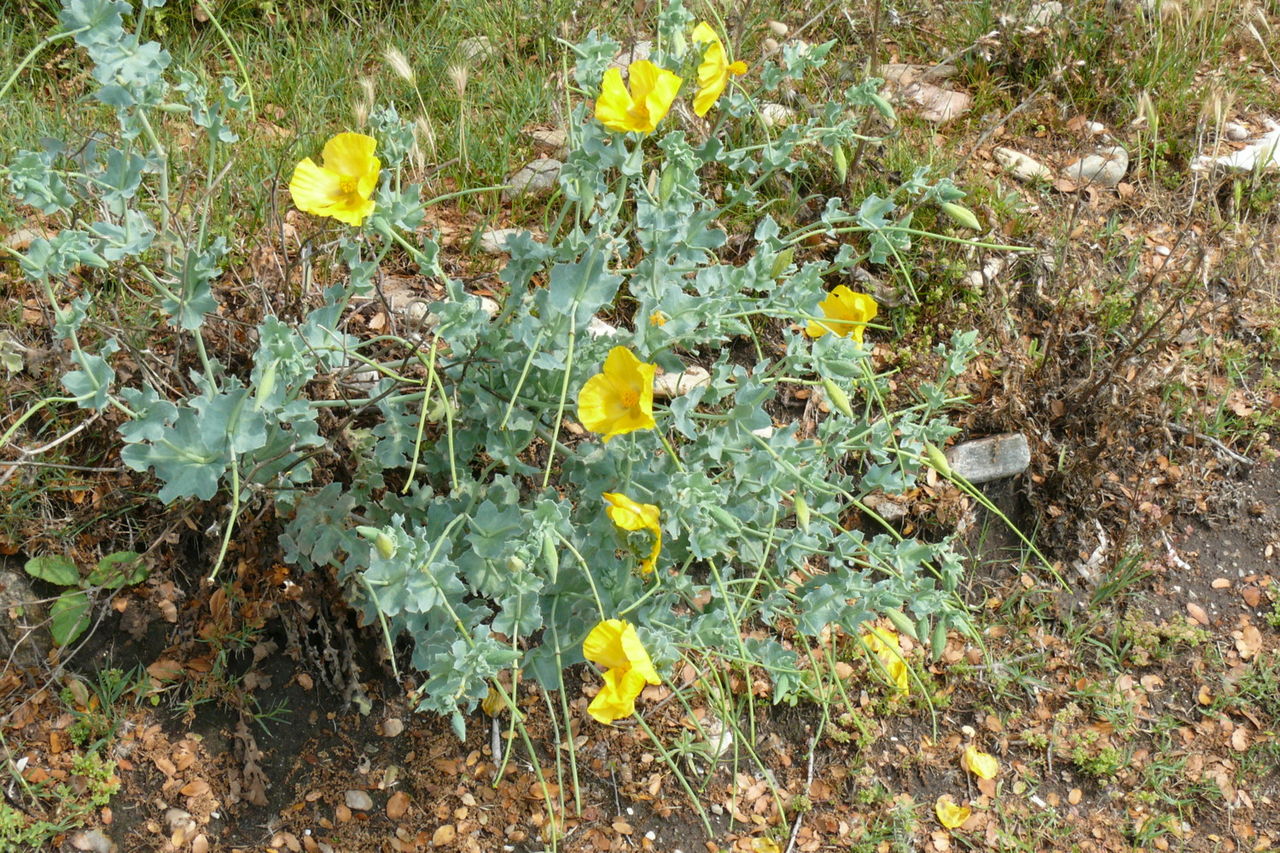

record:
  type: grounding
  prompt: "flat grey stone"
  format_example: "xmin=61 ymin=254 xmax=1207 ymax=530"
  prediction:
xmin=478 ymin=228 xmax=523 ymax=255
xmin=503 ymin=159 xmax=562 ymax=201
xmin=994 ymin=147 xmax=1053 ymax=182
xmin=1063 ymin=145 xmax=1128 ymax=187
xmin=66 ymin=830 xmax=115 ymax=853
xmin=610 ymin=41 xmax=653 ymax=73
xmin=945 ymin=433 xmax=1031 ymax=484
xmin=0 ymin=569 xmax=51 ymax=667
xmin=525 ymin=128 xmax=569 ymax=159
xmin=459 ymin=36 xmax=496 ymax=64
xmin=344 ymin=789 xmax=374 ymax=811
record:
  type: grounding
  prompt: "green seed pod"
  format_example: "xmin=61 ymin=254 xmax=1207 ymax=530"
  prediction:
xmin=770 ymin=246 xmax=795 ymax=280
xmin=254 ymin=359 xmax=277 ymax=411
xmin=793 ymin=493 xmax=810 ymax=532
xmin=833 ymin=143 xmax=848 ymax=184
xmin=821 ymin=376 xmax=855 ymax=419
xmin=940 ymin=202 xmax=981 ymax=231
xmin=868 ymin=91 xmax=896 ymax=123
xmin=923 ymin=441 xmax=952 ymax=478
xmin=356 ymin=526 xmax=396 ymax=560
xmin=931 ymin=618 xmax=948 ymax=663
xmin=659 ymin=166 xmax=677 ymax=205
xmin=708 ymin=506 xmax=741 ymax=533
xmin=884 ymin=607 xmax=918 ymax=641
xmin=541 ymin=530 xmax=559 ymax=580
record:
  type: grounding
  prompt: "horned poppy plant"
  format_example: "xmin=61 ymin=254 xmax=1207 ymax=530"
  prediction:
xmin=595 ymin=60 xmax=683 ymax=134
xmin=691 ymin=21 xmax=747 ymax=116
xmin=861 ymin=626 xmax=910 ymax=694
xmin=288 ymin=132 xmax=381 ymax=226
xmin=577 ymin=346 xmax=657 ymax=442
xmin=603 ymin=492 xmax=662 ymax=574
xmin=962 ymin=745 xmax=999 ymax=780
xmin=806 ymin=285 xmax=878 ymax=343
xmin=582 ymin=619 xmax=661 ymax=723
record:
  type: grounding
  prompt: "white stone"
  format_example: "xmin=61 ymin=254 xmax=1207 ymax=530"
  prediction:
xmin=459 ymin=36 xmax=496 ymax=64
xmin=760 ymin=102 xmax=795 ymax=128
xmin=944 ymin=433 xmax=1031 ymax=483
xmin=68 ymin=830 xmax=115 ymax=853
xmin=344 ymin=790 xmax=374 ymax=811
xmin=994 ymin=147 xmax=1053 ymax=182
xmin=1224 ymin=122 xmax=1250 ymax=141
xmin=586 ymin=317 xmax=621 ymax=339
xmin=610 ymin=41 xmax=653 ymax=73
xmin=864 ymin=493 xmax=908 ymax=524
xmin=525 ymin=127 xmax=569 ymax=159
xmin=1025 ymin=1 xmax=1063 ymax=25
xmin=1193 ymin=119 xmax=1280 ymax=173
xmin=652 ymin=366 xmax=711 ymax=399
xmin=1063 ymin=145 xmax=1128 ymax=187
xmin=478 ymin=228 xmax=523 ymax=255
xmin=503 ymin=159 xmax=562 ymax=201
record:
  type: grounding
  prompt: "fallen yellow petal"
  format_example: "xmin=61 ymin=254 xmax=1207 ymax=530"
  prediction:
xmin=963 ymin=744 xmax=999 ymax=780
xmin=935 ymin=795 xmax=971 ymax=830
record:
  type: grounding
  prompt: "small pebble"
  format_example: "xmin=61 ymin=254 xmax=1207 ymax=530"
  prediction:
xmin=345 ymin=790 xmax=374 ymax=811
xmin=767 ymin=20 xmax=789 ymax=37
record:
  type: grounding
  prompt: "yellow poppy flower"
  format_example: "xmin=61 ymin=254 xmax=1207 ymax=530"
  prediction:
xmin=603 ymin=492 xmax=662 ymax=574
xmin=577 ymin=346 xmax=658 ymax=442
xmin=289 ymin=132 xmax=381 ymax=226
xmin=861 ymin=626 xmax=910 ymax=694
xmin=962 ymin=744 xmax=999 ymax=780
xmin=935 ymin=795 xmax=971 ymax=830
xmin=806 ymin=286 xmax=878 ymax=343
xmin=691 ymin=22 xmax=748 ymax=116
xmin=595 ymin=60 xmax=683 ymax=134
xmin=582 ymin=619 xmax=662 ymax=723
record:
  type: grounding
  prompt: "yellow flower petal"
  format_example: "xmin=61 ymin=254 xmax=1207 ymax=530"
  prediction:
xmin=594 ymin=60 xmax=682 ymax=134
xmin=861 ymin=626 xmax=910 ymax=694
xmin=805 ymin=286 xmax=878 ymax=343
xmin=692 ymin=21 xmax=747 ymax=116
xmin=935 ymin=796 xmax=971 ymax=830
xmin=603 ymin=493 xmax=663 ymax=574
xmin=587 ymin=666 xmax=649 ymax=723
xmin=963 ymin=745 xmax=999 ymax=780
xmin=289 ymin=132 xmax=381 ymax=226
xmin=577 ymin=347 xmax=657 ymax=442
xmin=583 ymin=619 xmax=661 ymax=723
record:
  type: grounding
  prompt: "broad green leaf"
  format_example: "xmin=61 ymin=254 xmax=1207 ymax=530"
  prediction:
xmin=25 ymin=554 xmax=79 ymax=587
xmin=50 ymin=591 xmax=92 ymax=646
xmin=87 ymin=551 xmax=149 ymax=588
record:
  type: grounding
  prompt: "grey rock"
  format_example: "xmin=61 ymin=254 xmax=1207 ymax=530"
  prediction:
xmin=344 ymin=789 xmax=374 ymax=811
xmin=1063 ymin=145 xmax=1128 ymax=187
xmin=525 ymin=128 xmax=569 ymax=159
xmin=66 ymin=830 xmax=115 ymax=853
xmin=945 ymin=433 xmax=1031 ymax=484
xmin=994 ymin=147 xmax=1053 ymax=182
xmin=864 ymin=493 xmax=908 ymax=524
xmin=760 ymin=103 xmax=795 ymax=128
xmin=478 ymin=228 xmax=524 ymax=255
xmin=503 ymin=159 xmax=562 ymax=201
xmin=0 ymin=568 xmax=51 ymax=667
xmin=1026 ymin=1 xmax=1064 ymax=25
xmin=610 ymin=41 xmax=653 ymax=73
xmin=459 ymin=36 xmax=496 ymax=64
xmin=1224 ymin=121 xmax=1249 ymax=142
xmin=652 ymin=366 xmax=711 ymax=399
